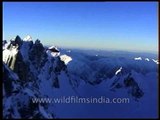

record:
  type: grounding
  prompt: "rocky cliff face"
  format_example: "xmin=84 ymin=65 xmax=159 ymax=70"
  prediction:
xmin=3 ymin=63 xmax=55 ymax=119
xmin=3 ymin=35 xmax=66 ymax=87
xmin=3 ymin=36 xmax=67 ymax=119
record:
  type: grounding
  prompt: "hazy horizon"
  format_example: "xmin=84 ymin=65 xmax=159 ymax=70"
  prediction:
xmin=3 ymin=34 xmax=158 ymax=54
xmin=3 ymin=2 xmax=158 ymax=53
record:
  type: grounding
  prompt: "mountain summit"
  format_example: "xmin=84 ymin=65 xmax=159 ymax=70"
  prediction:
xmin=23 ymin=35 xmax=33 ymax=41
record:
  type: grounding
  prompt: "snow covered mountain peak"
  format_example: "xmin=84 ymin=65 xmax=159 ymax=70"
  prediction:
xmin=48 ymin=45 xmax=59 ymax=50
xmin=60 ymin=54 xmax=72 ymax=65
xmin=152 ymin=59 xmax=159 ymax=64
xmin=134 ymin=57 xmax=142 ymax=60
xmin=145 ymin=58 xmax=150 ymax=61
xmin=3 ymin=35 xmax=68 ymax=118
xmin=134 ymin=57 xmax=158 ymax=64
xmin=115 ymin=67 xmax=122 ymax=75
xmin=46 ymin=46 xmax=60 ymax=57
xmin=23 ymin=35 xmax=32 ymax=41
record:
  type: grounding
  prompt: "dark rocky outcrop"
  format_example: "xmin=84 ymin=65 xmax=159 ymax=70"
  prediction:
xmin=3 ymin=36 xmax=67 ymax=119
xmin=124 ymin=73 xmax=144 ymax=100
xmin=3 ymin=63 xmax=54 ymax=119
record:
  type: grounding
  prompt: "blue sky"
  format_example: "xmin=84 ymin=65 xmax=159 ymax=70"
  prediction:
xmin=3 ymin=2 xmax=158 ymax=52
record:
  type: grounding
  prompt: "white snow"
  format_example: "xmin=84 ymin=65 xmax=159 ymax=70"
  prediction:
xmin=48 ymin=46 xmax=59 ymax=50
xmin=11 ymin=46 xmax=18 ymax=55
xmin=3 ymin=49 xmax=10 ymax=63
xmin=152 ymin=59 xmax=159 ymax=64
xmin=23 ymin=35 xmax=32 ymax=41
xmin=145 ymin=58 xmax=150 ymax=61
xmin=46 ymin=50 xmax=60 ymax=57
xmin=46 ymin=46 xmax=60 ymax=57
xmin=115 ymin=67 xmax=122 ymax=75
xmin=134 ymin=57 xmax=142 ymax=60
xmin=3 ymin=46 xmax=18 ymax=64
xmin=60 ymin=54 xmax=72 ymax=65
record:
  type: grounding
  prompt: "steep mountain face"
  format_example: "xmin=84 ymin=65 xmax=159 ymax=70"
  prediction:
xmin=3 ymin=35 xmax=66 ymax=87
xmin=3 ymin=35 xmax=158 ymax=118
xmin=3 ymin=63 xmax=55 ymax=119
xmin=3 ymin=36 xmax=67 ymax=119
